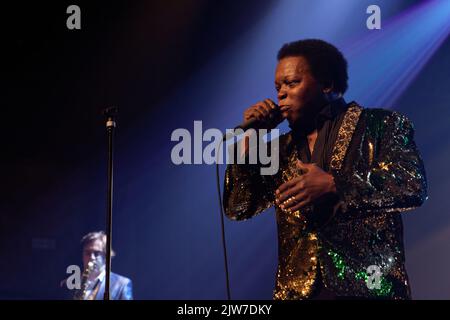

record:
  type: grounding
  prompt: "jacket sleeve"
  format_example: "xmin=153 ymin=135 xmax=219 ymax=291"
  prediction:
xmin=223 ymin=139 xmax=277 ymax=221
xmin=332 ymin=111 xmax=427 ymax=215
xmin=118 ymin=279 xmax=133 ymax=300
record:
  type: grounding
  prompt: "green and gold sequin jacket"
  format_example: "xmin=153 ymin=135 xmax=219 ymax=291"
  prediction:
xmin=223 ymin=102 xmax=427 ymax=299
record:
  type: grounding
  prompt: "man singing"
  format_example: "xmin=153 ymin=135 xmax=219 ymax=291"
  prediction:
xmin=223 ymin=39 xmax=427 ymax=299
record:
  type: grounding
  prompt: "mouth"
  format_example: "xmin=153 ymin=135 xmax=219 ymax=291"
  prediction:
xmin=279 ymin=105 xmax=291 ymax=116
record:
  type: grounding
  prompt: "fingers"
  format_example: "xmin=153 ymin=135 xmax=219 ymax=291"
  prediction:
xmin=276 ymin=176 xmax=302 ymax=196
xmin=244 ymin=99 xmax=276 ymax=122
xmin=257 ymin=99 xmax=275 ymax=118
xmin=276 ymin=178 xmax=295 ymax=195
xmin=287 ymin=197 xmax=310 ymax=212
xmin=244 ymin=108 xmax=264 ymax=122
xmin=265 ymin=99 xmax=278 ymax=110
xmin=274 ymin=174 xmax=309 ymax=213
xmin=276 ymin=189 xmax=310 ymax=215
xmin=262 ymin=99 xmax=277 ymax=112
xmin=256 ymin=104 xmax=270 ymax=117
xmin=275 ymin=178 xmax=305 ymax=207
xmin=296 ymin=159 xmax=315 ymax=172
xmin=296 ymin=159 xmax=306 ymax=168
xmin=276 ymin=184 xmax=303 ymax=205
xmin=281 ymin=188 xmax=305 ymax=207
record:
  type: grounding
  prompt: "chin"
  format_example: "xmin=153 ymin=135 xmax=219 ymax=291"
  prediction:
xmin=287 ymin=113 xmax=300 ymax=125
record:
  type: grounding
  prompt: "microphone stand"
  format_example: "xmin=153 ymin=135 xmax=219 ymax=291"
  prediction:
xmin=103 ymin=107 xmax=118 ymax=300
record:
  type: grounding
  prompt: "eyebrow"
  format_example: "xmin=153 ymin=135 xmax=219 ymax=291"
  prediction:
xmin=274 ymin=75 xmax=300 ymax=85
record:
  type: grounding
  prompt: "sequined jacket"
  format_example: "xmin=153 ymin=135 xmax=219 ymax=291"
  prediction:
xmin=223 ymin=102 xmax=427 ymax=299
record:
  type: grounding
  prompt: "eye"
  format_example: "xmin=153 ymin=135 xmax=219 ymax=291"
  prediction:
xmin=287 ymin=80 xmax=300 ymax=87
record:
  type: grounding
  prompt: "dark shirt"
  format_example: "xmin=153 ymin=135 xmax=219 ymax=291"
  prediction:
xmin=289 ymin=97 xmax=348 ymax=171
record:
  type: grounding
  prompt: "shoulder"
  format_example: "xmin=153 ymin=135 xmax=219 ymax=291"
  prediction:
xmin=357 ymin=105 xmax=415 ymax=133
xmin=111 ymin=272 xmax=132 ymax=286
xmin=363 ymin=107 xmax=409 ymax=121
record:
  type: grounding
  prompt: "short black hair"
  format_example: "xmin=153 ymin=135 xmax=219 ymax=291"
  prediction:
xmin=277 ymin=39 xmax=348 ymax=94
xmin=81 ymin=231 xmax=115 ymax=257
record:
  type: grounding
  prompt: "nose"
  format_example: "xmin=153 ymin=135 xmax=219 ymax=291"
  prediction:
xmin=277 ymin=87 xmax=287 ymax=102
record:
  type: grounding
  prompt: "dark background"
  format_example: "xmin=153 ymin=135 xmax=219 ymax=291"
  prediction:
xmin=1 ymin=0 xmax=449 ymax=299
xmin=1 ymin=0 xmax=277 ymax=299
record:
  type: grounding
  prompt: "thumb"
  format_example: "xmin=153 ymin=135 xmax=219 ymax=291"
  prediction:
xmin=296 ymin=159 xmax=310 ymax=170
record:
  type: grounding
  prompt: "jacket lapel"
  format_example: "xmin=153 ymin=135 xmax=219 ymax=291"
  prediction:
xmin=94 ymin=278 xmax=105 ymax=300
xmin=329 ymin=101 xmax=363 ymax=172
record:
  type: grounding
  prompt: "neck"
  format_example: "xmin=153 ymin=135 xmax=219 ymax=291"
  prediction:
xmin=289 ymin=94 xmax=345 ymax=135
xmin=289 ymin=101 xmax=326 ymax=135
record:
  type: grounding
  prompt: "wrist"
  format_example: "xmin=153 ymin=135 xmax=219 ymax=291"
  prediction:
xmin=327 ymin=173 xmax=337 ymax=194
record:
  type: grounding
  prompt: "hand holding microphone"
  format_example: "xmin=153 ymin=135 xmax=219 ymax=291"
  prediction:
xmin=238 ymin=98 xmax=284 ymax=130
xmin=236 ymin=98 xmax=284 ymax=157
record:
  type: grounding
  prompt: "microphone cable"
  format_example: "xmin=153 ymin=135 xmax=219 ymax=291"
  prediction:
xmin=215 ymin=136 xmax=231 ymax=300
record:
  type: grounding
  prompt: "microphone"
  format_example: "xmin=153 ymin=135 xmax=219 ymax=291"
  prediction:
xmin=223 ymin=104 xmax=283 ymax=141
xmin=235 ymin=104 xmax=283 ymax=130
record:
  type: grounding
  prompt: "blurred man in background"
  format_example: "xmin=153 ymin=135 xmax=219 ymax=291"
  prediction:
xmin=74 ymin=231 xmax=133 ymax=300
